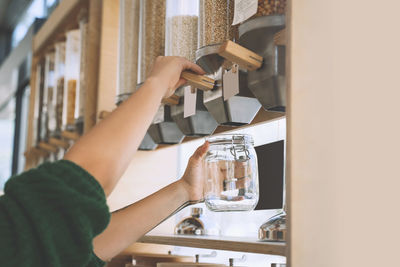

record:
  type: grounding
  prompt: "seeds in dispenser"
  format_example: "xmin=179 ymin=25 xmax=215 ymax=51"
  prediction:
xmin=166 ymin=15 xmax=198 ymax=61
xmin=199 ymin=0 xmax=236 ymax=48
xmin=119 ymin=0 xmax=140 ymax=94
xmin=140 ymin=0 xmax=166 ymax=81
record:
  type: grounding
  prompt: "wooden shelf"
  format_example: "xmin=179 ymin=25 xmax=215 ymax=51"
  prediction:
xmin=33 ymin=0 xmax=88 ymax=55
xmin=138 ymin=234 xmax=286 ymax=256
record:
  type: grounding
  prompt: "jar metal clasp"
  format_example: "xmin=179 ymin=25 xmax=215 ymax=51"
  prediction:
xmin=230 ymin=135 xmax=250 ymax=161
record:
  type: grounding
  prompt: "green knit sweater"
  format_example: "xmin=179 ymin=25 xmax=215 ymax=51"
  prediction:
xmin=0 ymin=160 xmax=110 ymax=267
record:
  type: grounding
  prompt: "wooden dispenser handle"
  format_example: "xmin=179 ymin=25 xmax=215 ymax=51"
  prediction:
xmin=61 ymin=130 xmax=80 ymax=141
xmin=181 ymin=71 xmax=215 ymax=91
xmin=162 ymin=94 xmax=180 ymax=106
xmin=38 ymin=142 xmax=58 ymax=153
xmin=98 ymin=110 xmax=111 ymax=120
xmin=49 ymin=137 xmax=70 ymax=150
xmin=218 ymin=40 xmax=264 ymax=71
xmin=274 ymin=29 xmax=286 ymax=46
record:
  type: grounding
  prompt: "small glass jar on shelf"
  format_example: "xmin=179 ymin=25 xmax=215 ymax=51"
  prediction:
xmin=204 ymin=134 xmax=259 ymax=212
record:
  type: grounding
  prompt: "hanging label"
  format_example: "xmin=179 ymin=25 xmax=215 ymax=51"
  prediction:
xmin=232 ymin=0 xmax=258 ymax=25
xmin=223 ymin=64 xmax=240 ymax=101
xmin=184 ymin=86 xmax=197 ymax=118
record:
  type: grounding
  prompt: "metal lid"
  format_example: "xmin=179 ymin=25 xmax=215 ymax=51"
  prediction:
xmin=206 ymin=134 xmax=254 ymax=146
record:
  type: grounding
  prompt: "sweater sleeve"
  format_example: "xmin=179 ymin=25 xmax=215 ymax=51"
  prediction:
xmin=0 ymin=160 xmax=110 ymax=267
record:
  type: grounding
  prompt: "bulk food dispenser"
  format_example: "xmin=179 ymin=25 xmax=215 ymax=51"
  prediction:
xmin=76 ymin=14 xmax=89 ymax=134
xmin=140 ymin=0 xmax=185 ymax=145
xmin=165 ymin=0 xmax=218 ymax=136
xmin=53 ymin=41 xmax=66 ymax=138
xmin=116 ymin=0 xmax=157 ymax=150
xmin=62 ymin=29 xmax=81 ymax=132
xmin=236 ymin=0 xmax=287 ymax=111
xmin=40 ymin=52 xmax=56 ymax=144
xmin=196 ymin=0 xmax=261 ymax=126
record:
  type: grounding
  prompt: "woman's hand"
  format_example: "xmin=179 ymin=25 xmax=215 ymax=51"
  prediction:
xmin=146 ymin=56 xmax=205 ymax=98
xmin=178 ymin=142 xmax=209 ymax=202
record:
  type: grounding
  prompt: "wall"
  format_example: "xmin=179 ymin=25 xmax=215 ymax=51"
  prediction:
xmin=289 ymin=0 xmax=400 ymax=266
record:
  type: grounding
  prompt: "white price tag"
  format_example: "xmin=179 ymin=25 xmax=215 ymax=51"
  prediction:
xmin=232 ymin=0 xmax=258 ymax=25
xmin=223 ymin=64 xmax=240 ymax=101
xmin=184 ymin=86 xmax=197 ymax=118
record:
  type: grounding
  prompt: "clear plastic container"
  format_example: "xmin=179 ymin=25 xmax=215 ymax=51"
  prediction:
xmin=255 ymin=0 xmax=287 ymax=17
xmin=63 ymin=29 xmax=81 ymax=130
xmin=77 ymin=15 xmax=88 ymax=134
xmin=204 ymin=134 xmax=259 ymax=211
xmin=118 ymin=0 xmax=140 ymax=95
xmin=41 ymin=51 xmax=56 ymax=141
xmin=165 ymin=0 xmax=199 ymax=61
xmin=198 ymin=0 xmax=236 ymax=48
xmin=139 ymin=0 xmax=166 ymax=82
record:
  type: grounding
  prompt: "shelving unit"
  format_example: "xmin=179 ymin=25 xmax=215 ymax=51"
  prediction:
xmin=139 ymin=235 xmax=286 ymax=256
xmin=23 ymin=0 xmax=289 ymax=262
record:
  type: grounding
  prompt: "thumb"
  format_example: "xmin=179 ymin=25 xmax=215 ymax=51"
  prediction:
xmin=191 ymin=141 xmax=209 ymax=161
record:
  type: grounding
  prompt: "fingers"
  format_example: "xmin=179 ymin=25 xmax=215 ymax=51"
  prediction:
xmin=179 ymin=57 xmax=206 ymax=75
xmin=175 ymin=77 xmax=187 ymax=89
xmin=191 ymin=141 xmax=209 ymax=161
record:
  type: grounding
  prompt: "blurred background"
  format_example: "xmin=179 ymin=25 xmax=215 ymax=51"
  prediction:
xmin=0 ymin=0 xmax=60 ymax=193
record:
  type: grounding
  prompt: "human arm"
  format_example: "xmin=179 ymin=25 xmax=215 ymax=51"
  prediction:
xmin=64 ymin=56 xmax=205 ymax=196
xmin=93 ymin=142 xmax=209 ymax=261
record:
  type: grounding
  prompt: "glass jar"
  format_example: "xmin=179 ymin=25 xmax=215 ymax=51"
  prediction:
xmin=139 ymin=0 xmax=166 ymax=83
xmin=54 ymin=41 xmax=66 ymax=136
xmin=118 ymin=0 xmax=140 ymax=96
xmin=198 ymin=0 xmax=237 ymax=48
xmin=254 ymin=0 xmax=287 ymax=17
xmin=165 ymin=0 xmax=199 ymax=61
xmin=204 ymin=134 xmax=259 ymax=211
xmin=63 ymin=29 xmax=81 ymax=131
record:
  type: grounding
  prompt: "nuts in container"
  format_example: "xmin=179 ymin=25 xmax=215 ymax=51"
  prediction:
xmin=255 ymin=0 xmax=287 ymax=17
